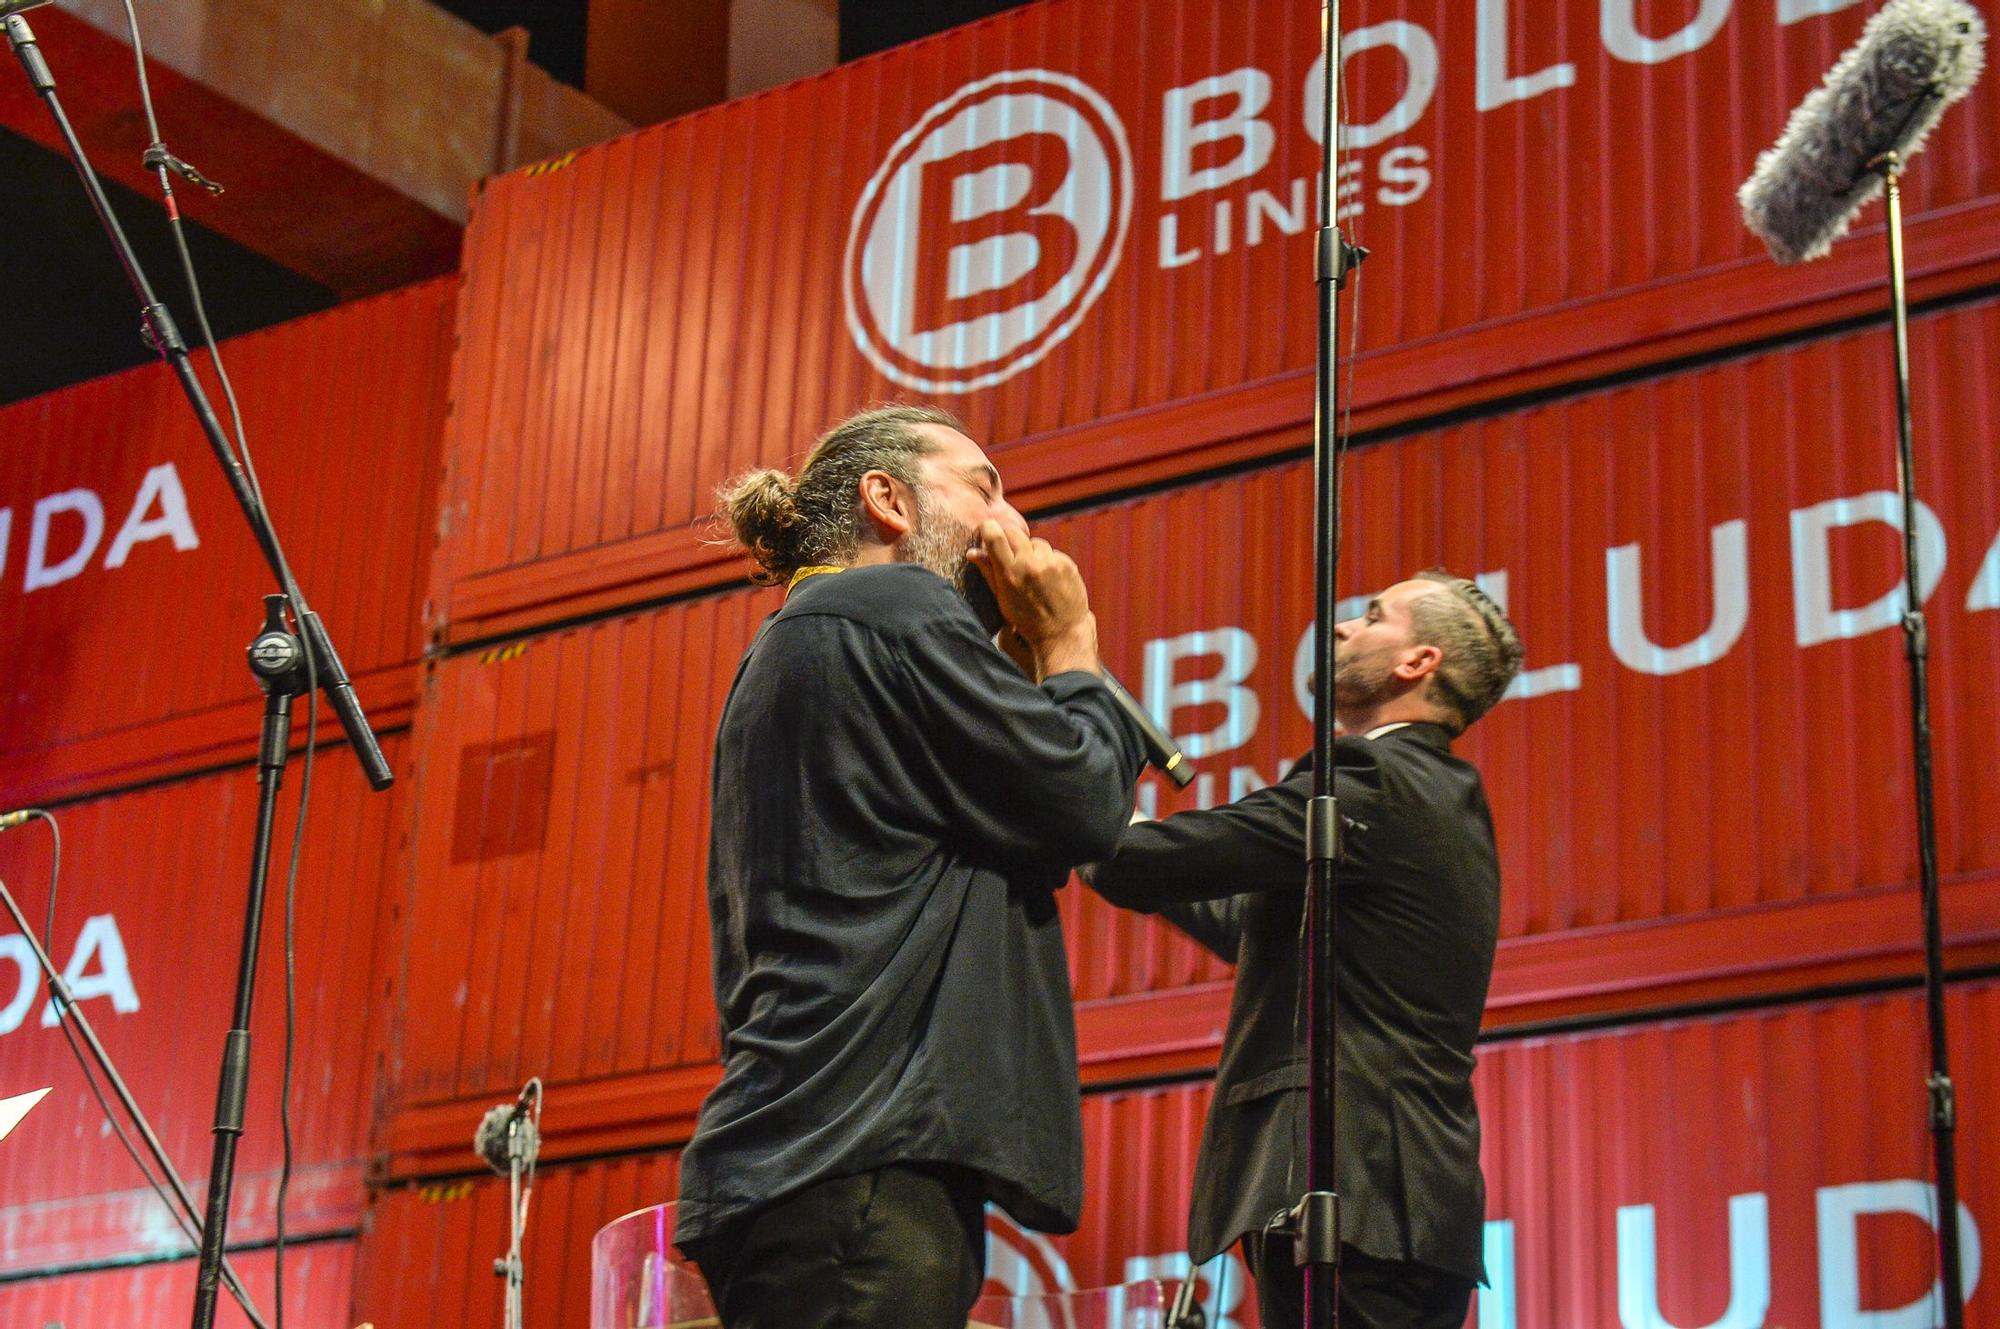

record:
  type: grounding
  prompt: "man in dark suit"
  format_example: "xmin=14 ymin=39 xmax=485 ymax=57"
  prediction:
xmin=1087 ymin=572 xmax=1523 ymax=1329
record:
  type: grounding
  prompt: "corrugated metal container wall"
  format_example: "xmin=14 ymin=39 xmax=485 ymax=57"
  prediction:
xmin=0 ymin=734 xmax=410 ymax=1271
xmin=354 ymin=1153 xmax=685 ymax=1329
xmin=433 ymin=0 xmax=2000 ymax=640
xmin=361 ymin=980 xmax=1999 ymax=1328
xmin=0 ymin=278 xmax=455 ymax=802
xmin=385 ymin=295 xmax=2000 ymax=1158
xmin=0 ymin=1241 xmax=357 ymax=1329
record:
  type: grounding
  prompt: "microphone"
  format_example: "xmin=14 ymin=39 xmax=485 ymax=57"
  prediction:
xmin=473 ymin=1079 xmax=542 ymax=1176
xmin=959 ymin=561 xmax=1197 ymax=788
xmin=0 ymin=810 xmax=38 ymax=833
xmin=1740 ymin=0 xmax=1987 ymax=264
xmin=1099 ymin=669 xmax=1196 ymax=789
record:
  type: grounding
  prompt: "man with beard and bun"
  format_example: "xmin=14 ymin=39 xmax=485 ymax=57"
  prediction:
xmin=1087 ymin=574 xmax=1524 ymax=1329
xmin=674 ymin=405 xmax=1148 ymax=1329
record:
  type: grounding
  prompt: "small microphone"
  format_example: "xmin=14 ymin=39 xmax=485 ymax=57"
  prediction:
xmin=0 ymin=810 xmax=38 ymax=833
xmin=1099 ymin=670 xmax=1196 ymax=789
xmin=473 ymin=1079 xmax=542 ymax=1176
xmin=1740 ymin=0 xmax=1987 ymax=264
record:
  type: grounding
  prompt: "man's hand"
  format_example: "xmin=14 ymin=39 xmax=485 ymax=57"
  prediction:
xmin=967 ymin=520 xmax=1100 ymax=677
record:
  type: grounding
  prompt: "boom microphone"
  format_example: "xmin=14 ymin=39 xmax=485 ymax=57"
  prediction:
xmin=1739 ymin=0 xmax=1986 ymax=264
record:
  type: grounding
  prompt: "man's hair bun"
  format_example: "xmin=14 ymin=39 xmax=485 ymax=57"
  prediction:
xmin=720 ymin=468 xmax=804 ymax=585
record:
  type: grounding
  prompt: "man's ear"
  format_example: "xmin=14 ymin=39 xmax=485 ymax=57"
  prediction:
xmin=1396 ymin=643 xmax=1443 ymax=684
xmin=858 ymin=470 xmax=918 ymax=542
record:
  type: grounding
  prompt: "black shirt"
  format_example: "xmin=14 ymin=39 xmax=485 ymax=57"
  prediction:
xmin=674 ymin=563 xmax=1146 ymax=1245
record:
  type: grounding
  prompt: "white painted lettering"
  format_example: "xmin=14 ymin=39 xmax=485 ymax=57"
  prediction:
xmin=1215 ymin=196 xmax=1234 ymax=256
xmin=1377 ymin=145 xmax=1433 ymax=207
xmin=1606 ymin=519 xmax=1750 ymax=675
xmin=1617 ymin=1193 xmax=1770 ymax=1329
xmin=24 ymin=487 xmax=106 ymax=592
xmin=1144 ymin=628 xmax=1261 ymax=759
xmin=1247 ymin=178 xmax=1310 ymax=248
xmin=1161 ymin=70 xmax=1275 ymax=202
xmin=1159 ymin=214 xmax=1203 ymax=269
xmin=1817 ymin=1180 xmax=1982 ymax=1329
xmin=1602 ymin=0 xmax=1734 ymax=64
xmin=104 ymin=462 xmax=201 ymax=569
xmin=1966 ymin=524 xmax=2000 ymax=612
xmin=41 ymin=914 xmax=141 ymax=1026
xmin=1780 ymin=0 xmax=1863 ymax=23
xmin=0 ymin=934 xmax=34 ymax=1035
xmin=1480 ymin=1220 xmax=1517 ymax=1329
xmin=1306 ymin=21 xmax=1442 ymax=150
xmin=1478 ymin=0 xmax=1578 ymax=109
xmin=1791 ymin=492 xmax=1947 ymax=647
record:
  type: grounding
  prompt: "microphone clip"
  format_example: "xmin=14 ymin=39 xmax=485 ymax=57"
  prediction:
xmin=142 ymin=141 xmax=224 ymax=196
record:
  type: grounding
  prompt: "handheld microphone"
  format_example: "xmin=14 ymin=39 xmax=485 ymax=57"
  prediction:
xmin=1739 ymin=0 xmax=1986 ymax=264
xmin=960 ymin=562 xmax=1196 ymax=788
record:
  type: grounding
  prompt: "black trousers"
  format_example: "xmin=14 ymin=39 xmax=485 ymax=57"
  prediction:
xmin=681 ymin=1164 xmax=987 ymax=1329
xmin=1243 ymin=1233 xmax=1475 ymax=1329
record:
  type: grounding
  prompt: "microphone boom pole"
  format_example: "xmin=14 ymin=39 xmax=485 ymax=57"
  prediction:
xmin=1876 ymin=147 xmax=1965 ymax=1329
xmin=1301 ymin=2 xmax=1368 ymax=1327
xmin=1740 ymin=7 xmax=1985 ymax=1324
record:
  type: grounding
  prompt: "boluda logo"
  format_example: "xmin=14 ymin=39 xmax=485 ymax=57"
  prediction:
xmin=844 ymin=70 xmax=1133 ymax=394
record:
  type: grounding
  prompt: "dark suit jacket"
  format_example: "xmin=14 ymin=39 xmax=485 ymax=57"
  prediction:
xmin=1087 ymin=723 xmax=1498 ymax=1282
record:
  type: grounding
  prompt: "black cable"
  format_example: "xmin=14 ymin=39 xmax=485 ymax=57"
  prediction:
xmin=112 ymin=6 xmax=323 ymax=1324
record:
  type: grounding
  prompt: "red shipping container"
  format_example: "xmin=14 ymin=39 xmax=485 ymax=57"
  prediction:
xmin=0 ymin=734 xmax=410 ymax=1272
xmin=359 ymin=978 xmax=2000 ymax=1328
xmin=0 ymin=1240 xmax=357 ymax=1329
xmin=0 ymin=279 xmax=455 ymax=803
xmin=383 ymin=295 xmax=2000 ymax=1170
xmin=433 ymin=0 xmax=2000 ymax=640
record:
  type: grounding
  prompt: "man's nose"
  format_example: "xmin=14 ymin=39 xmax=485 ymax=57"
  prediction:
xmin=998 ymin=501 xmax=1029 ymax=536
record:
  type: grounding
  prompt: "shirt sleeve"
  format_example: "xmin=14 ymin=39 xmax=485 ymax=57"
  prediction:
xmin=1158 ymin=896 xmax=1247 ymax=962
xmin=1088 ymin=740 xmax=1384 ymax=909
xmin=896 ymin=611 xmax=1148 ymax=870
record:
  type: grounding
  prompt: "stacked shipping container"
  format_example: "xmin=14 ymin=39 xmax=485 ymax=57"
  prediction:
xmin=0 ymin=282 xmax=457 ymax=1317
xmin=348 ymin=0 xmax=2000 ymax=1322
xmin=4 ymin=0 xmax=1998 ymax=1323
xmin=364 ymin=0 xmax=2000 ymax=1323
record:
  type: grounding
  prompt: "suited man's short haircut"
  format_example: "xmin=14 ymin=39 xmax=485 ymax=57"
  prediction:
xmin=1410 ymin=572 xmax=1525 ymax=734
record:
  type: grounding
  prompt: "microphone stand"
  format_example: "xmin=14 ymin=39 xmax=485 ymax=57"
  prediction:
xmin=1 ymin=17 xmax=395 ymax=1329
xmin=1293 ymin=4 xmax=1367 ymax=1328
xmin=1870 ymin=150 xmax=1965 ymax=1329
xmin=0 ymin=872 xmax=268 ymax=1327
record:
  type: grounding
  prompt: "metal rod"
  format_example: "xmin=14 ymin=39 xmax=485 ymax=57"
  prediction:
xmin=190 ymin=676 xmax=295 ymax=1329
xmin=0 ymin=13 xmax=391 ymax=791
xmin=1875 ymin=156 xmax=1965 ymax=1329
xmin=1304 ymin=2 xmax=1351 ymax=1326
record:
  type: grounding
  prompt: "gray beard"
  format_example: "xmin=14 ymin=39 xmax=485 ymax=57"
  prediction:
xmin=899 ymin=490 xmax=975 ymax=584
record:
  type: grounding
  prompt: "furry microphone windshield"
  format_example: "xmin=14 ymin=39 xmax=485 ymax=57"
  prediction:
xmin=1740 ymin=0 xmax=1986 ymax=264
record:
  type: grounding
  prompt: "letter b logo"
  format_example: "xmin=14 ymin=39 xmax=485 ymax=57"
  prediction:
xmin=845 ymin=70 xmax=1133 ymax=393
